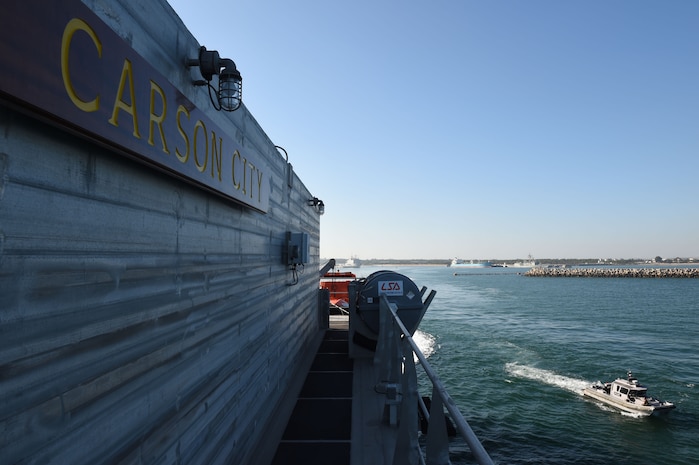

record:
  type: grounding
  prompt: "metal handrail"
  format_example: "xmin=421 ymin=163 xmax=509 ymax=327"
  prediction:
xmin=319 ymin=258 xmax=336 ymax=277
xmin=379 ymin=295 xmax=495 ymax=465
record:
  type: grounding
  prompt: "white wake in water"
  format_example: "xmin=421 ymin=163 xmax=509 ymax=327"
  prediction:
xmin=505 ymin=362 xmax=590 ymax=395
xmin=413 ymin=330 xmax=436 ymax=359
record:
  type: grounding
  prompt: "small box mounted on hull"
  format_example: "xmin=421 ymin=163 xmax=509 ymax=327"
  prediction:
xmin=284 ymin=232 xmax=309 ymax=265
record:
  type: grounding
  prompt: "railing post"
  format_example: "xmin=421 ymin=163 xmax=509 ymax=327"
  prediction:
xmin=377 ymin=297 xmax=402 ymax=426
xmin=392 ymin=336 xmax=420 ymax=465
xmin=425 ymin=385 xmax=450 ymax=465
xmin=375 ymin=297 xmax=396 ymax=379
xmin=375 ymin=294 xmax=495 ymax=465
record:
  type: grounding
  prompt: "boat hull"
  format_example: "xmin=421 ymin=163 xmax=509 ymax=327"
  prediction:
xmin=582 ymin=387 xmax=675 ymax=416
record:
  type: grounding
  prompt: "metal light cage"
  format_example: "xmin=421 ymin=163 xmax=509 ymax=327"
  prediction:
xmin=187 ymin=46 xmax=243 ymax=112
xmin=218 ymin=60 xmax=242 ymax=112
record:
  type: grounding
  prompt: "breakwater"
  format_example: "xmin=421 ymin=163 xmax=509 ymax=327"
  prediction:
xmin=524 ymin=267 xmax=699 ymax=278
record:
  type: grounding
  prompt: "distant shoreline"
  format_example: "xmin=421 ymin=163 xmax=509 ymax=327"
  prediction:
xmin=324 ymin=258 xmax=698 ymax=267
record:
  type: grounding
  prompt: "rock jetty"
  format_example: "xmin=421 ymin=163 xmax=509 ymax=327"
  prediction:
xmin=524 ymin=267 xmax=699 ymax=278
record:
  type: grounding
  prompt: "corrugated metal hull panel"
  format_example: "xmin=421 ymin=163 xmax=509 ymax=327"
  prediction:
xmin=0 ymin=2 xmax=323 ymax=458
xmin=1 ymin=110 xmax=321 ymax=465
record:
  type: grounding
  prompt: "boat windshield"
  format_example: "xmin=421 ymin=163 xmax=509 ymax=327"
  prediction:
xmin=629 ymin=389 xmax=647 ymax=398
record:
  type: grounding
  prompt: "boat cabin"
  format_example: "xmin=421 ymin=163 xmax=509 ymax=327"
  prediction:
xmin=597 ymin=372 xmax=658 ymax=408
xmin=608 ymin=374 xmax=648 ymax=402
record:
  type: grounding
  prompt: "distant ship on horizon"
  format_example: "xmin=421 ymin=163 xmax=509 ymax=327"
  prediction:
xmin=511 ymin=254 xmax=539 ymax=268
xmin=342 ymin=255 xmax=361 ymax=268
xmin=449 ymin=258 xmax=492 ymax=268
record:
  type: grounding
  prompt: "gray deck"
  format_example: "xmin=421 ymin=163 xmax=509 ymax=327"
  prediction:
xmin=272 ymin=315 xmax=400 ymax=465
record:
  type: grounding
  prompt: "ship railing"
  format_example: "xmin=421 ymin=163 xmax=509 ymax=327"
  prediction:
xmin=376 ymin=294 xmax=495 ymax=465
xmin=319 ymin=258 xmax=336 ymax=276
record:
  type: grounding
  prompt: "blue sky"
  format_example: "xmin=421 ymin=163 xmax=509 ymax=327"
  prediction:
xmin=167 ymin=0 xmax=698 ymax=260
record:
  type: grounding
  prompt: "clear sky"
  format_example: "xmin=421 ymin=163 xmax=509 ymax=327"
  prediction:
xmin=167 ymin=0 xmax=698 ymax=260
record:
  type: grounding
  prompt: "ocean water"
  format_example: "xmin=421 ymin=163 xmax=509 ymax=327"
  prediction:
xmin=356 ymin=266 xmax=699 ymax=465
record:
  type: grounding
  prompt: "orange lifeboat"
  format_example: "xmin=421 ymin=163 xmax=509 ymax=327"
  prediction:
xmin=320 ymin=271 xmax=356 ymax=309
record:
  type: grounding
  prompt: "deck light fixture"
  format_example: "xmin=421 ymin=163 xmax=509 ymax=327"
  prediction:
xmin=186 ymin=46 xmax=242 ymax=112
xmin=308 ymin=197 xmax=325 ymax=215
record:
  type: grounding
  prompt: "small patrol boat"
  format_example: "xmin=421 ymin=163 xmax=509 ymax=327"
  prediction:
xmin=583 ymin=371 xmax=675 ymax=416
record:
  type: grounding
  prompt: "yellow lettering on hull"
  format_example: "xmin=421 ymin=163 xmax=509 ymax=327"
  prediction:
xmin=61 ymin=18 xmax=101 ymax=112
xmin=58 ymin=15 xmax=265 ymax=210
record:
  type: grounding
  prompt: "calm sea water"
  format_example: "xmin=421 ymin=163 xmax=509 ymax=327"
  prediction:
xmin=356 ymin=265 xmax=699 ymax=465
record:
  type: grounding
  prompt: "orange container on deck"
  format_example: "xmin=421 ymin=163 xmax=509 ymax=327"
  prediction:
xmin=320 ymin=271 xmax=356 ymax=307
